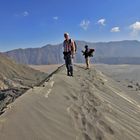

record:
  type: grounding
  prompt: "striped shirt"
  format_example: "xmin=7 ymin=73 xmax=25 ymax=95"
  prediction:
xmin=63 ymin=39 xmax=72 ymax=52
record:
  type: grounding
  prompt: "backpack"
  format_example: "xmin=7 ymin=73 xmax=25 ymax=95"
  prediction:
xmin=69 ymin=39 xmax=77 ymax=52
xmin=88 ymin=49 xmax=95 ymax=57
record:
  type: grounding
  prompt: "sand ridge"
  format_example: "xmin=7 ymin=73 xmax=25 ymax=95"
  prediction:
xmin=0 ymin=65 xmax=140 ymax=140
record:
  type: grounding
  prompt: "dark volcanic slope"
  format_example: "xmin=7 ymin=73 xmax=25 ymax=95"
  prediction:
xmin=0 ymin=65 xmax=140 ymax=140
xmin=0 ymin=53 xmax=48 ymax=115
xmin=5 ymin=40 xmax=140 ymax=64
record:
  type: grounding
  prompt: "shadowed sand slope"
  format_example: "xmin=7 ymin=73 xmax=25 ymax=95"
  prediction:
xmin=0 ymin=65 xmax=140 ymax=140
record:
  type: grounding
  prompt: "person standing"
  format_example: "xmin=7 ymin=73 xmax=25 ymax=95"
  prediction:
xmin=63 ymin=33 xmax=75 ymax=76
xmin=82 ymin=45 xmax=95 ymax=69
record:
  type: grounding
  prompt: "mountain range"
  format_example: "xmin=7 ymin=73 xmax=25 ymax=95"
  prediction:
xmin=4 ymin=40 xmax=140 ymax=65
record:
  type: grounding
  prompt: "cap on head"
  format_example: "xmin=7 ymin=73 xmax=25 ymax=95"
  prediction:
xmin=64 ymin=32 xmax=69 ymax=37
xmin=85 ymin=45 xmax=88 ymax=48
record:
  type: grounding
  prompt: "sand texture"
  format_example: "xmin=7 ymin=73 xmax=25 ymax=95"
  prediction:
xmin=0 ymin=65 xmax=140 ymax=140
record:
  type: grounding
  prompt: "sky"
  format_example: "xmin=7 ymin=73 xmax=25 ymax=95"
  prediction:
xmin=0 ymin=0 xmax=140 ymax=51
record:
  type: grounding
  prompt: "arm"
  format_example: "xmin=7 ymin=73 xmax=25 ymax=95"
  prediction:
xmin=82 ymin=50 xmax=85 ymax=55
xmin=63 ymin=41 xmax=66 ymax=52
xmin=71 ymin=40 xmax=75 ymax=57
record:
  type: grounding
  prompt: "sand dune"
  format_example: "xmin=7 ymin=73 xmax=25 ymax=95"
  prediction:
xmin=0 ymin=65 xmax=140 ymax=140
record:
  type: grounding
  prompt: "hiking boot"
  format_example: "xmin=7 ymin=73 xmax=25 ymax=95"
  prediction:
xmin=67 ymin=71 xmax=71 ymax=76
xmin=70 ymin=72 xmax=73 ymax=77
xmin=85 ymin=67 xmax=89 ymax=70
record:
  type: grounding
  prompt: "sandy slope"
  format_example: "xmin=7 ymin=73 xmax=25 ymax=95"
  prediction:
xmin=95 ymin=64 xmax=140 ymax=83
xmin=0 ymin=65 xmax=140 ymax=140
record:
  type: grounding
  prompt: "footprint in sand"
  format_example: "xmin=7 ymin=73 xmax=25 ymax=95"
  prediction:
xmin=44 ymin=80 xmax=55 ymax=98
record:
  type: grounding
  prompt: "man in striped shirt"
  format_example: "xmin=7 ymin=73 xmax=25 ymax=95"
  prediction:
xmin=63 ymin=32 xmax=76 ymax=76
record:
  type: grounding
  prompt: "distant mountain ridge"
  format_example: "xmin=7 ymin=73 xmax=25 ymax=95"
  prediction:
xmin=4 ymin=40 xmax=140 ymax=64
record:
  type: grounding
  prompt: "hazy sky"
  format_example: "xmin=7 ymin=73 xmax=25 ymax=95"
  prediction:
xmin=0 ymin=0 xmax=140 ymax=51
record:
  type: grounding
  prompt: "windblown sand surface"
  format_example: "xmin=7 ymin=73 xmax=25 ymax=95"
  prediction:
xmin=96 ymin=64 xmax=140 ymax=104
xmin=0 ymin=65 xmax=140 ymax=140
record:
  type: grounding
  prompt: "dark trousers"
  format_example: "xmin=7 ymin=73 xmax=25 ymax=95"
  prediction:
xmin=64 ymin=54 xmax=73 ymax=76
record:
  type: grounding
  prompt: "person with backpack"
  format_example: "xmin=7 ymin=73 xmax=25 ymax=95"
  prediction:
xmin=82 ymin=45 xmax=95 ymax=69
xmin=63 ymin=32 xmax=76 ymax=76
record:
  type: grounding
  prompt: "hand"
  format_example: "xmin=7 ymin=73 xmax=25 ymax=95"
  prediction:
xmin=63 ymin=55 xmax=66 ymax=59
